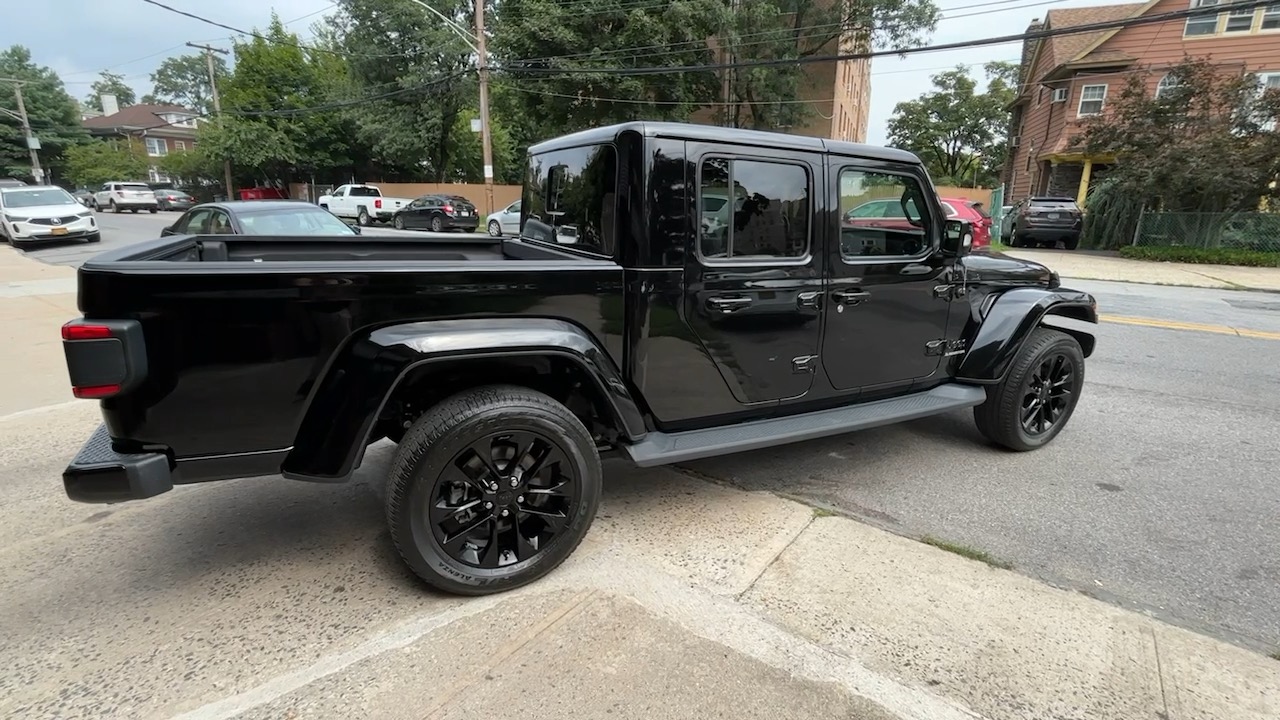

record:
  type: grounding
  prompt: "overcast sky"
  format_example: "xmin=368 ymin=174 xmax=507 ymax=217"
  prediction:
xmin=2 ymin=0 xmax=1113 ymax=146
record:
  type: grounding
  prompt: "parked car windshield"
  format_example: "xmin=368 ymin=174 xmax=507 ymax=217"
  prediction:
xmin=0 ymin=187 xmax=78 ymax=208
xmin=236 ymin=206 xmax=356 ymax=235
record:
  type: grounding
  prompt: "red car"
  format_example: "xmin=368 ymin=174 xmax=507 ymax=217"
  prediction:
xmin=842 ymin=196 xmax=993 ymax=249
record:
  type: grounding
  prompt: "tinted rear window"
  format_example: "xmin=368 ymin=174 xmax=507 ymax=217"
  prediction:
xmin=121 ymin=183 xmax=151 ymax=191
xmin=1029 ymin=198 xmax=1078 ymax=209
xmin=348 ymin=186 xmax=380 ymax=197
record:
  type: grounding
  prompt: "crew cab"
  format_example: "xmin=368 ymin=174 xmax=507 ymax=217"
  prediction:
xmin=317 ymin=184 xmax=412 ymax=226
xmin=59 ymin=122 xmax=1097 ymax=597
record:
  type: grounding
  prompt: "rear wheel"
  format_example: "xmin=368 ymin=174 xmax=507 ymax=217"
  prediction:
xmin=1063 ymin=234 xmax=1080 ymax=250
xmin=149 ymin=207 xmax=157 ymax=214
xmin=386 ymin=385 xmax=602 ymax=595
xmin=430 ymin=215 xmax=444 ymax=232
xmin=110 ymin=201 xmax=120 ymax=214
xmin=357 ymin=208 xmax=371 ymax=226
xmin=974 ymin=327 xmax=1084 ymax=452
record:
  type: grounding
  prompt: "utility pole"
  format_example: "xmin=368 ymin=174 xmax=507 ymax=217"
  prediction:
xmin=186 ymin=42 xmax=233 ymax=200
xmin=474 ymin=0 xmax=495 ymax=217
xmin=0 ymin=78 xmax=44 ymax=184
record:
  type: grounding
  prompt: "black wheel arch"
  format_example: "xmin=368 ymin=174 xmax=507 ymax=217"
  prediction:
xmin=281 ymin=318 xmax=646 ymax=483
xmin=955 ymin=287 xmax=1097 ymax=384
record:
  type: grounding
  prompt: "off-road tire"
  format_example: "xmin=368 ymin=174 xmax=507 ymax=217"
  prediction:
xmin=386 ymin=384 xmax=602 ymax=595
xmin=973 ymin=327 xmax=1084 ymax=452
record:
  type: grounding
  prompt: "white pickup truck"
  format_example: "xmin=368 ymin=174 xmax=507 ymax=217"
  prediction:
xmin=317 ymin=184 xmax=413 ymax=226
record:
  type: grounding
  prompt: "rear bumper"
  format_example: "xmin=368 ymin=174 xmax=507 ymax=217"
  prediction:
xmin=63 ymin=425 xmax=174 ymax=503
xmin=1020 ymin=226 xmax=1080 ymax=239
xmin=443 ymin=217 xmax=479 ymax=230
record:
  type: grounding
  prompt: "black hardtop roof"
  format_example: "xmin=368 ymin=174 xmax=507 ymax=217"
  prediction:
xmin=527 ymin=121 xmax=922 ymax=165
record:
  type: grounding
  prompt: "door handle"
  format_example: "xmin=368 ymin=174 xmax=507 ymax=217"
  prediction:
xmin=796 ymin=291 xmax=821 ymax=309
xmin=831 ymin=290 xmax=870 ymax=305
xmin=707 ymin=296 xmax=753 ymax=314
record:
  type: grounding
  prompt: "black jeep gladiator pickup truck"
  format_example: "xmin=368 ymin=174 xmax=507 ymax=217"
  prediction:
xmin=60 ymin=122 xmax=1097 ymax=595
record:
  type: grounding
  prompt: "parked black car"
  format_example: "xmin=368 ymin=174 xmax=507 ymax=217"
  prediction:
xmin=391 ymin=194 xmax=480 ymax=232
xmin=159 ymin=200 xmax=361 ymax=237
xmin=1008 ymin=196 xmax=1084 ymax=250
xmin=59 ymin=121 xmax=1097 ymax=597
xmin=154 ymin=189 xmax=196 ymax=211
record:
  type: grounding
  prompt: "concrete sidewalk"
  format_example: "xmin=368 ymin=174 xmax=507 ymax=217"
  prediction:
xmin=1003 ymin=248 xmax=1280 ymax=292
xmin=0 ymin=246 xmax=78 ymax=417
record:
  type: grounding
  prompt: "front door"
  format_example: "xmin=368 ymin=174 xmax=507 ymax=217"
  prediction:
xmin=822 ymin=162 xmax=955 ymax=393
xmin=682 ymin=144 xmax=825 ymax=406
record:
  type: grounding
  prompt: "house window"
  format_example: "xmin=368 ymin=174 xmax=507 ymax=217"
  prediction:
xmin=1259 ymin=72 xmax=1280 ymax=130
xmin=1184 ymin=0 xmax=1220 ymax=36
xmin=145 ymin=137 xmax=168 ymax=157
xmin=1225 ymin=0 xmax=1255 ymax=31
xmin=162 ymin=113 xmax=197 ymax=128
xmin=1156 ymin=74 xmax=1181 ymax=98
xmin=148 ymin=166 xmax=170 ymax=183
xmin=1078 ymin=84 xmax=1107 ymax=116
xmin=175 ymin=140 xmax=186 ymax=151
xmin=1264 ymin=3 xmax=1280 ymax=29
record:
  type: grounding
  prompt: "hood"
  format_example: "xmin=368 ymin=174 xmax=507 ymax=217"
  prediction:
xmin=1 ymin=203 xmax=87 ymax=219
xmin=963 ymin=250 xmax=1058 ymax=288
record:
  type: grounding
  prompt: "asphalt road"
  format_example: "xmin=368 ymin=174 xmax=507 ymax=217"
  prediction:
xmin=16 ymin=207 xmax=480 ymax=267
xmin=9 ymin=212 xmax=1280 ymax=655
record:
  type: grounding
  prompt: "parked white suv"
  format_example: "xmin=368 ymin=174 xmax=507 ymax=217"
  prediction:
xmin=93 ymin=181 xmax=159 ymax=214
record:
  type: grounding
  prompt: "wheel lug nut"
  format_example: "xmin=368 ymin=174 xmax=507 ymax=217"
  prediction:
xmin=509 ymin=478 xmax=519 ymax=488
xmin=484 ymin=501 xmax=493 ymax=509
xmin=517 ymin=495 xmax=524 ymax=503
xmin=500 ymin=508 xmax=510 ymax=517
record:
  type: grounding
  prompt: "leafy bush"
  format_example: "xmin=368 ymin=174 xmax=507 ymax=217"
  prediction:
xmin=1118 ymin=246 xmax=1280 ymax=267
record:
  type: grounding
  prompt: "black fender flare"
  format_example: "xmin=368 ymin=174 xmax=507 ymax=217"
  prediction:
xmin=955 ymin=287 xmax=1098 ymax=384
xmin=282 ymin=317 xmax=645 ymax=482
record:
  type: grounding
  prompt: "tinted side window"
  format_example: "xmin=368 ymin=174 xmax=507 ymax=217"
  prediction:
xmin=698 ymin=158 xmax=809 ymax=261
xmin=838 ymin=168 xmax=931 ymax=259
xmin=523 ymin=143 xmax=618 ymax=256
xmin=181 ymin=208 xmax=214 ymax=234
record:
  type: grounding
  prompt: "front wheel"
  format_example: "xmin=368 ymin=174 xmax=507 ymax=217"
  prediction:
xmin=149 ymin=208 xmax=157 ymax=214
xmin=393 ymin=215 xmax=405 ymax=230
xmin=386 ymin=385 xmax=602 ymax=595
xmin=110 ymin=201 xmax=120 ymax=214
xmin=974 ymin=327 xmax=1085 ymax=451
xmin=488 ymin=220 xmax=502 ymax=237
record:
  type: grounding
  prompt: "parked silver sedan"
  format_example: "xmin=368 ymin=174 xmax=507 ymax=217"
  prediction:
xmin=484 ymin=199 xmax=522 ymax=237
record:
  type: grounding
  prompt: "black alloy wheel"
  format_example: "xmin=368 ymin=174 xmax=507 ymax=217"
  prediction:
xmin=386 ymin=385 xmax=601 ymax=595
xmin=973 ymin=327 xmax=1084 ymax=451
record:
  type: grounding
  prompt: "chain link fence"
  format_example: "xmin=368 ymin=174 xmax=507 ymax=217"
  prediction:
xmin=1132 ymin=212 xmax=1280 ymax=252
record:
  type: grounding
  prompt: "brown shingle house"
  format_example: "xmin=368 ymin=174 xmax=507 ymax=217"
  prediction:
xmin=81 ymin=94 xmax=203 ymax=184
xmin=1003 ymin=0 xmax=1280 ymax=206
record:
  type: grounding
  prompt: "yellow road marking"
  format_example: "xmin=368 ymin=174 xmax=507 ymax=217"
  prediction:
xmin=1099 ymin=314 xmax=1280 ymax=341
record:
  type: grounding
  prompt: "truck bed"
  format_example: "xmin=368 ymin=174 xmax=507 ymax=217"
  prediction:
xmin=88 ymin=233 xmax=585 ymax=266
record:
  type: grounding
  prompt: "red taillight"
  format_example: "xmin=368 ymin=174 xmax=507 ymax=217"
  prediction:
xmin=375 ymin=198 xmax=383 ymax=209
xmin=62 ymin=322 xmax=113 ymax=340
xmin=168 ymin=195 xmax=176 ymax=200
xmin=72 ymin=384 xmax=122 ymax=399
xmin=443 ymin=204 xmax=454 ymax=214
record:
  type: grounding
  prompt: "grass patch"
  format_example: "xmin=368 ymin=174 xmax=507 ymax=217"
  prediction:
xmin=1118 ymin=246 xmax=1280 ymax=268
xmin=920 ymin=535 xmax=1014 ymax=570
xmin=988 ymin=239 xmax=1010 ymax=253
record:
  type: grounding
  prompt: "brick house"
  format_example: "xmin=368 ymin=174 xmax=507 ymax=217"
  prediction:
xmin=81 ymin=94 xmax=202 ymax=184
xmin=1003 ymin=0 xmax=1280 ymax=206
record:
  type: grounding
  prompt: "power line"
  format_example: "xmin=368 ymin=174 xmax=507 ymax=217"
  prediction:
xmin=136 ymin=0 xmax=419 ymax=60
xmin=505 ymin=0 xmax=1277 ymax=76
xmin=225 ymin=72 xmax=468 ymax=117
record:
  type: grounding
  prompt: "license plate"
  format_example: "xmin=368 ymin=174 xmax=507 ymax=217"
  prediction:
xmin=460 ymin=210 xmax=470 ymax=216
xmin=51 ymin=226 xmax=68 ymax=235
xmin=1047 ymin=213 xmax=1059 ymax=219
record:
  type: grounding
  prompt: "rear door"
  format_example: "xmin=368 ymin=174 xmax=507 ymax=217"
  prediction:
xmin=682 ymin=143 xmax=825 ymax=406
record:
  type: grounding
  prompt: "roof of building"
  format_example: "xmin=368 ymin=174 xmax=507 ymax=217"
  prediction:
xmin=1041 ymin=4 xmax=1145 ymax=71
xmin=82 ymin=104 xmax=200 ymax=132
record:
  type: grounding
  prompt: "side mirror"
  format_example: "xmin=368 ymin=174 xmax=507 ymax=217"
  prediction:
xmin=160 ymin=225 xmax=174 ymax=237
xmin=943 ymin=218 xmax=973 ymax=257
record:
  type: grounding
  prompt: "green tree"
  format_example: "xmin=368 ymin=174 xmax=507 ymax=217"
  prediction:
xmin=444 ymin=108 xmax=517 ymax=182
xmin=158 ymin=148 xmax=220 ymax=186
xmin=886 ymin=62 xmax=1018 ymax=187
xmin=83 ymin=71 xmax=136 ymax=112
xmin=325 ymin=0 xmax=478 ymax=181
xmin=146 ymin=53 xmax=228 ymax=113
xmin=1076 ymin=57 xmax=1280 ymax=249
xmin=0 ymin=45 xmax=88 ymax=182
xmin=62 ymin=139 xmax=150 ymax=187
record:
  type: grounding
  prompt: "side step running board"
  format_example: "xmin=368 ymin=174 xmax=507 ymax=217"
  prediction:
xmin=623 ymin=384 xmax=988 ymax=467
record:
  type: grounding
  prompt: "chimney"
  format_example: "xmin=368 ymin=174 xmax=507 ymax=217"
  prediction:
xmin=1019 ymin=19 xmax=1045 ymax=87
xmin=100 ymin=93 xmax=120 ymax=116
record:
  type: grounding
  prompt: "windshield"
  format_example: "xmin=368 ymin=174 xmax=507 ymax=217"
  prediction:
xmin=0 ymin=187 xmax=78 ymax=208
xmin=236 ymin=206 xmax=356 ymax=235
